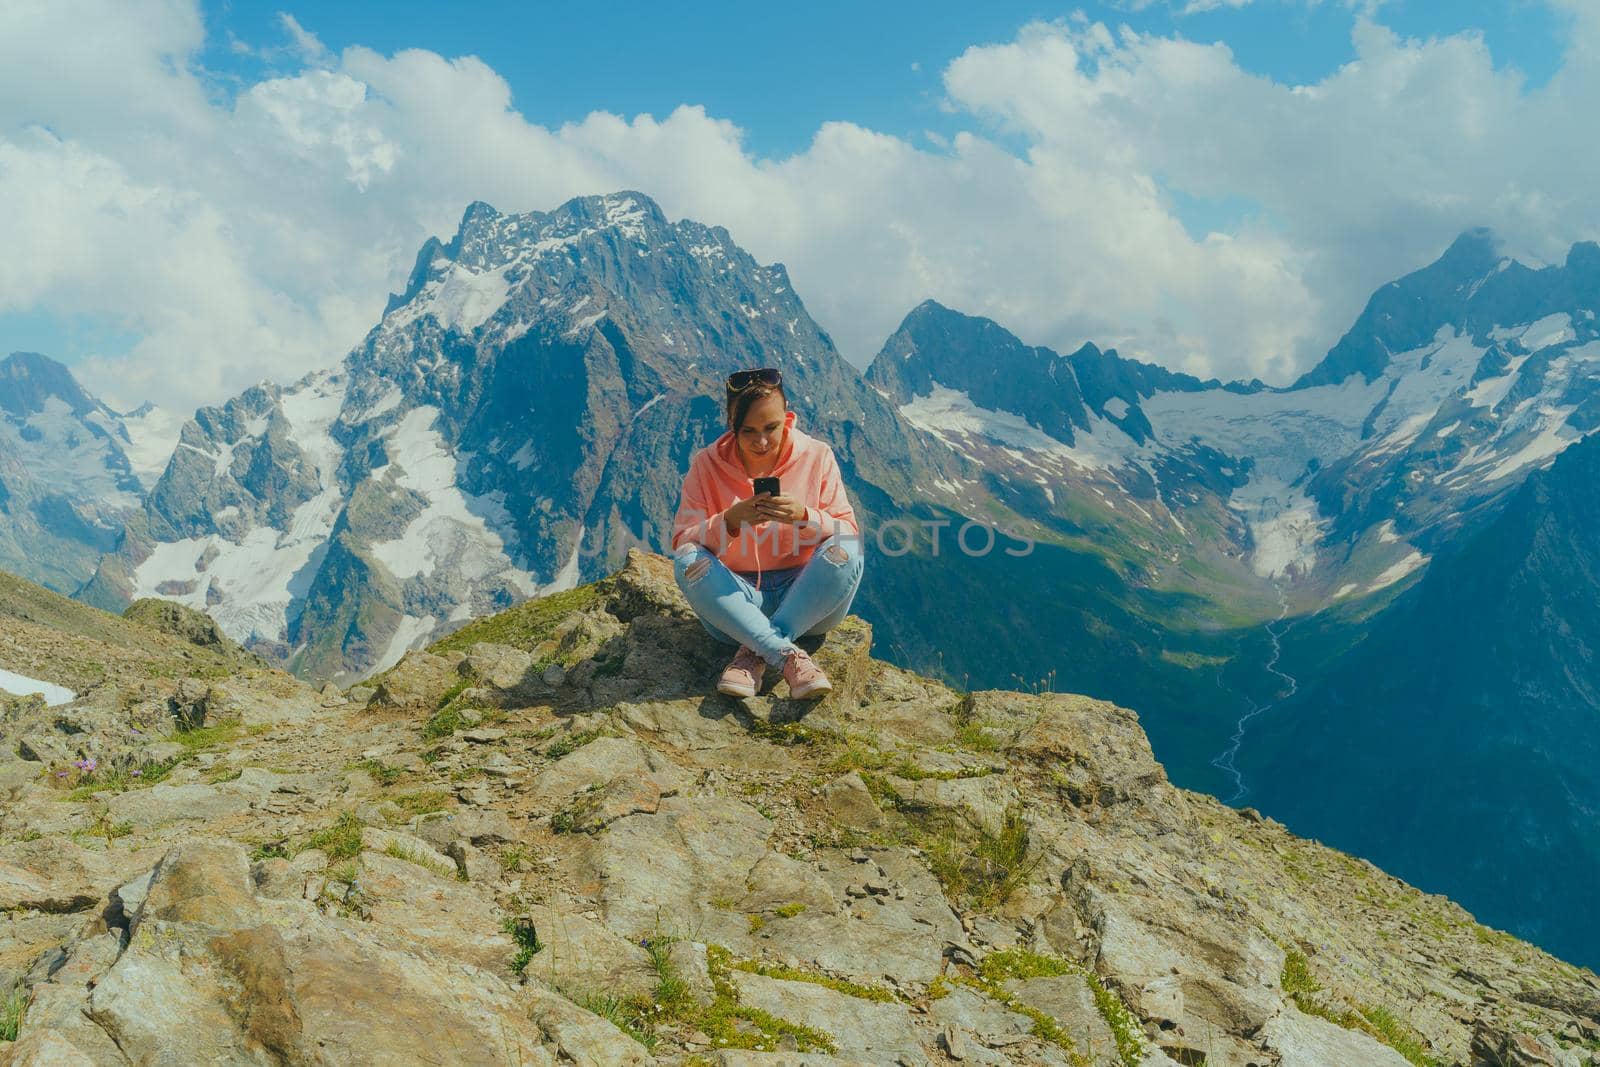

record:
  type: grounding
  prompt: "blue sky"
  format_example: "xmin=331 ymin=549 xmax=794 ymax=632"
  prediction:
xmin=2 ymin=0 xmax=1594 ymax=410
xmin=201 ymin=1 xmax=1571 ymax=161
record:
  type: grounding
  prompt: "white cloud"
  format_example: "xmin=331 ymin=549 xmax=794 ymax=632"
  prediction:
xmin=0 ymin=1 xmax=1596 ymax=415
xmin=278 ymin=12 xmax=332 ymax=68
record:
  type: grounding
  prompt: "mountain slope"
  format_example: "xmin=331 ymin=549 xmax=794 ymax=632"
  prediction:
xmin=1240 ymin=429 xmax=1600 ymax=968
xmin=1 ymin=550 xmax=1595 ymax=1065
xmin=0 ymin=567 xmax=262 ymax=699
xmin=0 ymin=352 xmax=176 ymax=593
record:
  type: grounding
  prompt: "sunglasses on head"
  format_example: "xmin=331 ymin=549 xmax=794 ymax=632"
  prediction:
xmin=725 ymin=367 xmax=782 ymax=392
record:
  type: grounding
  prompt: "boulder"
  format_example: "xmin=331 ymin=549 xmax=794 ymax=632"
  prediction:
xmin=8 ymin=837 xmax=652 ymax=1065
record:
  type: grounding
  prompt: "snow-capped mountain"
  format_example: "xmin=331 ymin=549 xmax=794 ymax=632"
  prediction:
xmin=868 ymin=230 xmax=1600 ymax=612
xmin=0 ymin=352 xmax=178 ymax=592
xmin=84 ymin=193 xmax=959 ymax=681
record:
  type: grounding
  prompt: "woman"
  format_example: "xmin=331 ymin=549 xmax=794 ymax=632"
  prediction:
xmin=671 ymin=367 xmax=864 ymax=699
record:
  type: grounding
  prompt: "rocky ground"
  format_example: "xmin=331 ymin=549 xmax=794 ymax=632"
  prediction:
xmin=1 ymin=550 xmax=1596 ymax=1066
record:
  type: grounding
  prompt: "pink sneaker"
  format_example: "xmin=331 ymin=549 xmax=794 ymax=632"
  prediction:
xmin=781 ymin=647 xmax=832 ymax=700
xmin=717 ymin=645 xmax=766 ymax=698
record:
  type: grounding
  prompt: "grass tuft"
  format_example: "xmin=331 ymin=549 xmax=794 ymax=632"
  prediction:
xmin=304 ymin=811 xmax=364 ymax=860
xmin=545 ymin=727 xmax=608 ymax=761
xmin=381 ymin=841 xmax=457 ymax=879
xmin=392 ymin=790 xmax=451 ymax=817
xmin=920 ymin=806 xmax=1041 ymax=910
xmin=1 ymin=983 xmax=27 ymax=1041
xmin=347 ymin=758 xmax=406 ymax=787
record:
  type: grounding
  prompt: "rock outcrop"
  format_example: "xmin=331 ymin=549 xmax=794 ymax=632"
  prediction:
xmin=1 ymin=550 xmax=1596 ymax=1065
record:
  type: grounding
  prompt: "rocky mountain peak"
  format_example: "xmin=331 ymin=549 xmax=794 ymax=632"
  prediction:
xmin=1290 ymin=227 xmax=1600 ymax=391
xmin=0 ymin=351 xmax=97 ymax=419
xmin=1 ymin=553 xmax=1595 ymax=1065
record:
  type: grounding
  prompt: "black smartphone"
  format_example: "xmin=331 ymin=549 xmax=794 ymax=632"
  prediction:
xmin=752 ymin=476 xmax=780 ymax=497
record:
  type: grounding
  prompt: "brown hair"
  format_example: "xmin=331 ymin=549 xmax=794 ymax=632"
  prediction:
xmin=725 ymin=381 xmax=787 ymax=432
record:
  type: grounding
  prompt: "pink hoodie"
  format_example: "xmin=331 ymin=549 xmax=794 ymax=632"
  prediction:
xmin=671 ymin=408 xmax=859 ymax=573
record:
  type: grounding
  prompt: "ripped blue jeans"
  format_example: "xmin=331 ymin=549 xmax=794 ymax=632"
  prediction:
xmin=673 ymin=532 xmax=865 ymax=668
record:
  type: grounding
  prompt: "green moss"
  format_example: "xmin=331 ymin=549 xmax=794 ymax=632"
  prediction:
xmin=346 ymin=758 xmax=405 ymax=787
xmin=700 ymin=946 xmax=836 ymax=1054
xmin=773 ymin=902 xmax=807 ymax=919
xmin=731 ymin=959 xmax=897 ymax=1002
xmin=421 ymin=708 xmax=476 ymax=744
xmin=430 ymin=583 xmax=603 ymax=655
xmin=824 ymin=736 xmax=891 ymax=773
xmin=978 ymin=948 xmax=1076 ymax=982
xmin=1087 ymin=973 xmax=1148 ymax=1067
xmin=891 ymin=758 xmax=994 ymax=781
xmin=1357 ymin=1005 xmax=1436 ymax=1066
xmin=1280 ymin=948 xmax=1319 ymax=997
xmin=174 ymin=721 xmax=246 ymax=749
xmin=747 ymin=719 xmax=821 ymax=746
xmin=966 ymin=949 xmax=1145 ymax=1067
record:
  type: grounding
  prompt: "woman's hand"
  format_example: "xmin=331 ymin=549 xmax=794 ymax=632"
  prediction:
xmin=723 ymin=494 xmax=769 ymax=532
xmin=753 ymin=493 xmax=806 ymax=525
xmin=724 ymin=492 xmax=804 ymax=531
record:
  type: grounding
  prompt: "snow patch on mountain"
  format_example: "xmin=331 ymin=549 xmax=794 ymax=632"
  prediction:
xmin=112 ymin=404 xmax=183 ymax=490
xmin=1495 ymin=312 xmax=1574 ymax=351
xmin=370 ymin=613 xmax=438 ymax=677
xmin=1482 ymin=411 xmax=1585 ymax=482
xmin=1367 ymin=550 xmax=1428 ymax=592
xmin=10 ymin=397 xmax=142 ymax=511
xmin=402 ymin=262 xmax=515 ymax=335
xmin=1231 ymin=480 xmax=1325 ymax=579
xmin=0 ymin=668 xmax=75 ymax=706
xmin=898 ymin=382 xmax=1142 ymax=472
xmin=367 ymin=406 xmax=538 ymax=593
xmin=132 ymin=525 xmax=323 ymax=648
